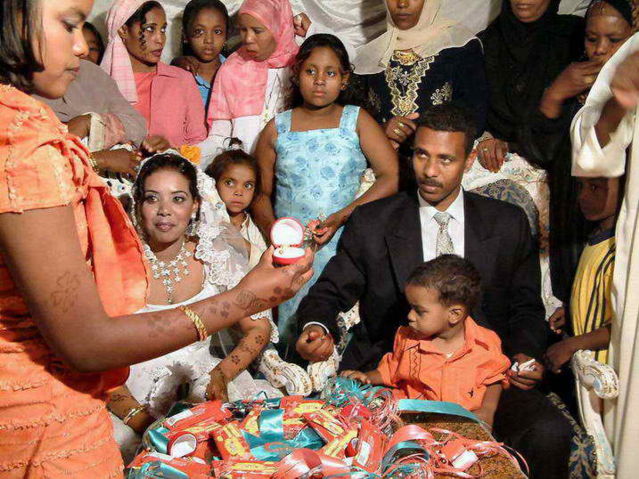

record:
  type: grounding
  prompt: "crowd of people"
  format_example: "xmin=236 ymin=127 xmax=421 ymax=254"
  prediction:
xmin=1 ymin=0 xmax=638 ymax=477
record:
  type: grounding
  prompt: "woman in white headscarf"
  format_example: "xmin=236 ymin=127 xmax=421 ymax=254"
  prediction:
xmin=354 ymin=0 xmax=487 ymax=152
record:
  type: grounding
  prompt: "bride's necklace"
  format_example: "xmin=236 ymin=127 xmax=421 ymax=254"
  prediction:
xmin=144 ymin=239 xmax=192 ymax=304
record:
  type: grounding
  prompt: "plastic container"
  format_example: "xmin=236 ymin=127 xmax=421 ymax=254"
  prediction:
xmin=271 ymin=217 xmax=305 ymax=266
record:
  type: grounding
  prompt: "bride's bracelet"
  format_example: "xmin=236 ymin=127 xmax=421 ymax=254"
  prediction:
xmin=180 ymin=305 xmax=209 ymax=341
xmin=123 ymin=405 xmax=147 ymax=427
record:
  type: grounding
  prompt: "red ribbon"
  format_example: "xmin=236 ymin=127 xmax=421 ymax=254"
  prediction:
xmin=273 ymin=449 xmax=351 ymax=479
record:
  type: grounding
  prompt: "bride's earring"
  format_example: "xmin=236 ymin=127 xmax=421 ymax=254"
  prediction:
xmin=186 ymin=212 xmax=198 ymax=237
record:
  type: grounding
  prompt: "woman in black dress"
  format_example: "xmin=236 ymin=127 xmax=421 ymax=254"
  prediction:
xmin=354 ymin=0 xmax=488 ymax=150
xmin=519 ymin=0 xmax=633 ymax=306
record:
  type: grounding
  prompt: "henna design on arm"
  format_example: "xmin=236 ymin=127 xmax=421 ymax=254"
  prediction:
xmin=146 ymin=313 xmax=184 ymax=340
xmin=49 ymin=271 xmax=81 ymax=313
xmin=218 ymin=331 xmax=268 ymax=381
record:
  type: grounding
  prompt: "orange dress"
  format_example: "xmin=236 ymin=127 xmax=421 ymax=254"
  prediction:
xmin=0 ymin=85 xmax=148 ymax=478
xmin=377 ymin=318 xmax=511 ymax=411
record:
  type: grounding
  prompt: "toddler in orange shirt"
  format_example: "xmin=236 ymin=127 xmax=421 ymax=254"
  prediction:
xmin=341 ymin=255 xmax=510 ymax=427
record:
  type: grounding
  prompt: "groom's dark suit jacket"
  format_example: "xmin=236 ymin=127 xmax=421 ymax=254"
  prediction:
xmin=296 ymin=191 xmax=547 ymax=371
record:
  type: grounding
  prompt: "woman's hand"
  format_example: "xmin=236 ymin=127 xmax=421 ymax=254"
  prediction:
xmin=66 ymin=114 xmax=92 ymax=139
xmin=140 ymin=135 xmax=171 ymax=156
xmin=547 ymin=60 xmax=602 ymax=102
xmin=477 ymin=138 xmax=509 ymax=173
xmin=293 ymin=13 xmax=312 ymax=37
xmin=310 ymin=213 xmax=343 ymax=246
xmin=171 ymin=56 xmax=200 ymax=75
xmin=206 ymin=366 xmax=229 ymax=402
xmin=384 ymin=113 xmax=419 ymax=149
xmin=236 ymin=247 xmax=314 ymax=311
xmin=93 ymin=148 xmax=141 ymax=175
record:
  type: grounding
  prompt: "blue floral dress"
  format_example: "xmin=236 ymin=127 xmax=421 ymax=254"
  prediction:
xmin=274 ymin=105 xmax=367 ymax=347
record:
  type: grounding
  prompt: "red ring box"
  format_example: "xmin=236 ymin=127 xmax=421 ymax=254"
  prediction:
xmin=270 ymin=217 xmax=305 ymax=266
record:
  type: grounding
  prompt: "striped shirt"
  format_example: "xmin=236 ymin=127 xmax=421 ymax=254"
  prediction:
xmin=570 ymin=229 xmax=615 ymax=363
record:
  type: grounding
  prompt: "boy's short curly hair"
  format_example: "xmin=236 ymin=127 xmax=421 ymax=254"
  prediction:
xmin=407 ymin=255 xmax=481 ymax=311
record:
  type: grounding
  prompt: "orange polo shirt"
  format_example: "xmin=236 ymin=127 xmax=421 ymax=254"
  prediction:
xmin=377 ymin=317 xmax=510 ymax=411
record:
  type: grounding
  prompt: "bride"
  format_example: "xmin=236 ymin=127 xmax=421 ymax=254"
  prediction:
xmin=108 ymin=151 xmax=297 ymax=459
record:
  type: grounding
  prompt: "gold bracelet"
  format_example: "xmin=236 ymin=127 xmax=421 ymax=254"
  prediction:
xmin=122 ymin=405 xmax=146 ymax=427
xmin=180 ymin=305 xmax=209 ymax=341
xmin=88 ymin=153 xmax=100 ymax=173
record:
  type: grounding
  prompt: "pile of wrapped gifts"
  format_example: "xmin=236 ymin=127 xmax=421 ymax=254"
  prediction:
xmin=127 ymin=379 xmax=526 ymax=478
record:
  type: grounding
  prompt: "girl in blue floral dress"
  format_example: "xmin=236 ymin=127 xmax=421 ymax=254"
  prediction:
xmin=254 ymin=34 xmax=398 ymax=349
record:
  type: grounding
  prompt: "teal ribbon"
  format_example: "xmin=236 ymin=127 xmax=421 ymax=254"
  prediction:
xmin=258 ymin=409 xmax=284 ymax=442
xmin=146 ymin=427 xmax=170 ymax=454
xmin=382 ymin=440 xmax=430 ymax=470
xmin=244 ymin=412 xmax=324 ymax=461
xmin=398 ymin=399 xmax=479 ymax=422
xmin=128 ymin=462 xmax=189 ymax=479
xmin=166 ymin=401 xmax=193 ymax=418
xmin=246 ymin=428 xmax=324 ymax=461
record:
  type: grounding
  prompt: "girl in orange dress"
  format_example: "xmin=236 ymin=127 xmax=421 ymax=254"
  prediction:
xmin=0 ymin=2 xmax=313 ymax=477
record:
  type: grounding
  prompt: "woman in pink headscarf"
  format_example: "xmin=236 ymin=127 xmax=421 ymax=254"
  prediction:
xmin=198 ymin=0 xmax=306 ymax=166
xmin=102 ymin=0 xmax=207 ymax=149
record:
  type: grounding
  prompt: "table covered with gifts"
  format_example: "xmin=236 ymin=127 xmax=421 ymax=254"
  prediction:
xmin=126 ymin=379 xmax=527 ymax=478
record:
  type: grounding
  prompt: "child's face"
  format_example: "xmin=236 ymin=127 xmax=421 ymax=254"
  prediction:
xmin=140 ymin=168 xmax=199 ymax=247
xmin=238 ymin=13 xmax=277 ymax=62
xmin=119 ymin=6 xmax=167 ymax=67
xmin=186 ymin=7 xmax=227 ymax=63
xmin=405 ymin=285 xmax=455 ymax=338
xmin=216 ymin=164 xmax=257 ymax=216
xmin=577 ymin=176 xmax=621 ymax=223
xmin=81 ymin=26 xmax=102 ymax=65
xmin=298 ymin=46 xmax=349 ymax=108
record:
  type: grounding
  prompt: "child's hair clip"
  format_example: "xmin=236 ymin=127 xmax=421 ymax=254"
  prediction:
xmin=223 ymin=137 xmax=244 ymax=152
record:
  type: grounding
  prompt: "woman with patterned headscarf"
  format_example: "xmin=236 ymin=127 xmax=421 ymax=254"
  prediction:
xmin=520 ymin=0 xmax=634 ymax=307
xmin=354 ymin=0 xmax=488 ymax=154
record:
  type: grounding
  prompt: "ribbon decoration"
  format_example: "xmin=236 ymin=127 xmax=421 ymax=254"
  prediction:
xmin=128 ymin=462 xmax=190 ymax=479
xmin=243 ymin=409 xmax=324 ymax=461
xmin=146 ymin=427 xmax=170 ymax=454
xmin=131 ymin=379 xmax=524 ymax=479
xmin=273 ymin=449 xmax=351 ymax=479
xmin=397 ymin=399 xmax=480 ymax=423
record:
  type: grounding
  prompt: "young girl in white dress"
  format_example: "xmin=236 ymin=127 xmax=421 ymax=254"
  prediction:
xmin=206 ymin=144 xmax=267 ymax=269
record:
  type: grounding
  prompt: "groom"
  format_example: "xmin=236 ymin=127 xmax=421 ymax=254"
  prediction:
xmin=294 ymin=104 xmax=571 ymax=478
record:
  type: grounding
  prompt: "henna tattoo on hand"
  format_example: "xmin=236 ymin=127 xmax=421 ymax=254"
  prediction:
xmin=234 ymin=290 xmax=268 ymax=312
xmin=49 ymin=271 xmax=80 ymax=313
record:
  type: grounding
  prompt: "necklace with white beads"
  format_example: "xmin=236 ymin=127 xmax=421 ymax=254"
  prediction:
xmin=144 ymin=239 xmax=192 ymax=304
